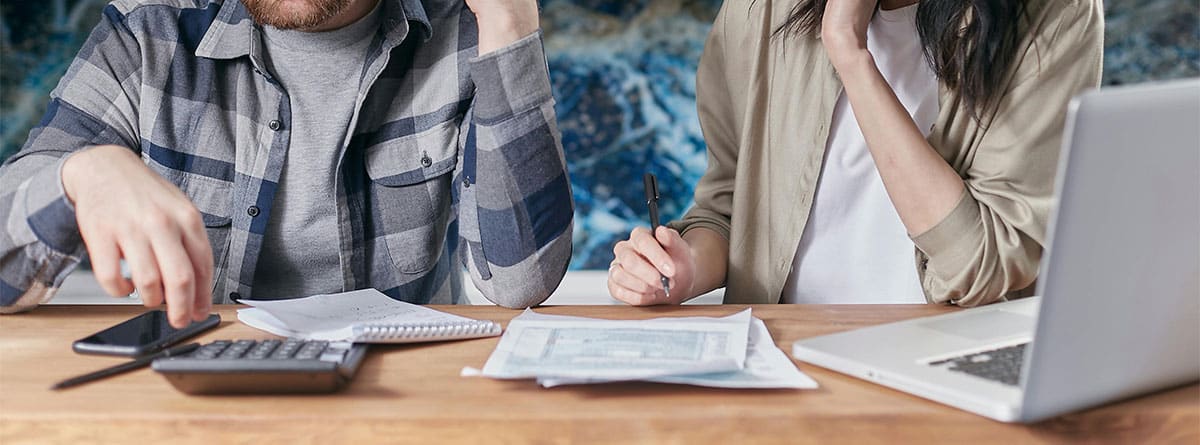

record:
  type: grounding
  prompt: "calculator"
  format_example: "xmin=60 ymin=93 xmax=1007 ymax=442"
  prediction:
xmin=151 ymin=339 xmax=368 ymax=395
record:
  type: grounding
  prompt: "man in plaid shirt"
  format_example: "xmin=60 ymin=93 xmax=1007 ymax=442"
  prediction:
xmin=0 ymin=0 xmax=573 ymax=327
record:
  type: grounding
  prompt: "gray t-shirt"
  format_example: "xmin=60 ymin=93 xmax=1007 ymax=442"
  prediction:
xmin=251 ymin=5 xmax=381 ymax=299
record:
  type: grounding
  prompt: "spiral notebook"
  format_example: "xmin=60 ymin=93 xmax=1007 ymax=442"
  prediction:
xmin=237 ymin=289 xmax=502 ymax=343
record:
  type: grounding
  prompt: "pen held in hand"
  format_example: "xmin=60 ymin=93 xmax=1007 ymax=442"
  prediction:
xmin=51 ymin=342 xmax=200 ymax=390
xmin=643 ymin=173 xmax=671 ymax=299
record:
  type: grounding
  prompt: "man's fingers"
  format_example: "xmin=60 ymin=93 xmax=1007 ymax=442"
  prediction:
xmin=121 ymin=237 xmax=164 ymax=308
xmin=150 ymin=228 xmax=195 ymax=329
xmin=179 ymin=217 xmax=213 ymax=321
xmin=86 ymin=236 xmax=133 ymax=297
xmin=629 ymin=227 xmax=675 ymax=277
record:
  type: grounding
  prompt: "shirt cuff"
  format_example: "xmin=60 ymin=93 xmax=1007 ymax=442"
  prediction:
xmin=910 ymin=188 xmax=983 ymax=273
xmin=468 ymin=30 xmax=553 ymax=124
xmin=21 ymin=156 xmax=83 ymax=255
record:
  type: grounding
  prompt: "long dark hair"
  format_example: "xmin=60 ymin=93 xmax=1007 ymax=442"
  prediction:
xmin=776 ymin=0 xmax=1028 ymax=117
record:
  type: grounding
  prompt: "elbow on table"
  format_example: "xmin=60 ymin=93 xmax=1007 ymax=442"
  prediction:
xmin=933 ymin=255 xmax=1042 ymax=308
xmin=0 ymin=283 xmax=54 ymax=314
xmin=484 ymin=257 xmax=570 ymax=309
xmin=485 ymin=278 xmax=558 ymax=309
xmin=477 ymin=231 xmax=572 ymax=309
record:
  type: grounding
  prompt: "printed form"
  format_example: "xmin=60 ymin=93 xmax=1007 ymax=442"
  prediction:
xmin=474 ymin=309 xmax=817 ymax=389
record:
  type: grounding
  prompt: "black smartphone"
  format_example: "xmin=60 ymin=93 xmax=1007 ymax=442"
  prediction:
xmin=72 ymin=310 xmax=221 ymax=357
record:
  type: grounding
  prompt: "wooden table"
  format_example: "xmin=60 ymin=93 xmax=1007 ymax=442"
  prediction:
xmin=1 ymin=305 xmax=1196 ymax=444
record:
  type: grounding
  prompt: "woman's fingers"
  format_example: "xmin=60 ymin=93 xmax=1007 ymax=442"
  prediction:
xmin=607 ymin=273 xmax=664 ymax=306
xmin=655 ymin=226 xmax=688 ymax=256
xmin=609 ymin=262 xmax=657 ymax=295
xmin=629 ymin=227 xmax=675 ymax=277
xmin=614 ymin=240 xmax=671 ymax=292
xmin=609 ymin=226 xmax=694 ymax=306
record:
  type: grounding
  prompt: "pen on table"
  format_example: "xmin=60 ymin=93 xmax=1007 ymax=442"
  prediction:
xmin=51 ymin=342 xmax=200 ymax=390
xmin=643 ymin=173 xmax=671 ymax=298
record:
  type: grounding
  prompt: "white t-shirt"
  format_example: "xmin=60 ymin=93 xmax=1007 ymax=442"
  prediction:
xmin=781 ymin=4 xmax=939 ymax=304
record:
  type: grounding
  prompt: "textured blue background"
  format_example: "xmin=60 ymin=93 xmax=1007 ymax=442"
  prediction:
xmin=2 ymin=0 xmax=1198 ymax=270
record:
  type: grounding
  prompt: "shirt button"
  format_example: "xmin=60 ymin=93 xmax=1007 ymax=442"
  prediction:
xmin=420 ymin=155 xmax=432 ymax=168
xmin=229 ymin=292 xmax=241 ymax=301
xmin=247 ymin=206 xmax=260 ymax=217
xmin=268 ymin=120 xmax=282 ymax=131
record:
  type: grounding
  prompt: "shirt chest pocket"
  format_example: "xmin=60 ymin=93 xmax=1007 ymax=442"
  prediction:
xmin=364 ymin=121 xmax=460 ymax=275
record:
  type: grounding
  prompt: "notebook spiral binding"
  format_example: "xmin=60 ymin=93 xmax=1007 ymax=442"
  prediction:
xmin=352 ymin=320 xmax=501 ymax=342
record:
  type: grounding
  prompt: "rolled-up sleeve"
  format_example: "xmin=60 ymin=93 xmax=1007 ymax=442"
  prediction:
xmin=0 ymin=5 xmax=142 ymax=313
xmin=456 ymin=31 xmax=573 ymax=308
xmin=912 ymin=0 xmax=1105 ymax=306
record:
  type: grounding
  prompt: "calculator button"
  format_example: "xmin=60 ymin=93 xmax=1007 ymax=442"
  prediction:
xmin=219 ymin=340 xmax=256 ymax=359
xmin=271 ymin=341 xmax=303 ymax=359
xmin=245 ymin=340 xmax=280 ymax=359
xmin=318 ymin=350 xmax=346 ymax=362
xmin=294 ymin=341 xmax=328 ymax=360
xmin=191 ymin=341 xmax=231 ymax=359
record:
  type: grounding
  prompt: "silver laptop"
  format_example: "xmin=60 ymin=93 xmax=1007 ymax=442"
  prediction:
xmin=792 ymin=79 xmax=1200 ymax=423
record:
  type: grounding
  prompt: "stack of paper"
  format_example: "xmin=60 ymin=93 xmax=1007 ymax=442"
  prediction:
xmin=467 ymin=309 xmax=818 ymax=389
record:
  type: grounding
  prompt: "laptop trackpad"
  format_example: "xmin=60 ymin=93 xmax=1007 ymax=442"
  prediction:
xmin=920 ymin=310 xmax=1034 ymax=341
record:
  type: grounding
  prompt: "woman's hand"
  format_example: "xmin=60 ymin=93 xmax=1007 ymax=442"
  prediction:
xmin=820 ymin=0 xmax=969 ymax=238
xmin=464 ymin=0 xmax=540 ymax=55
xmin=608 ymin=226 xmax=697 ymax=306
xmin=820 ymin=0 xmax=877 ymax=69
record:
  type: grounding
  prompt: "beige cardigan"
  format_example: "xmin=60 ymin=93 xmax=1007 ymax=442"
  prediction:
xmin=671 ymin=0 xmax=1105 ymax=305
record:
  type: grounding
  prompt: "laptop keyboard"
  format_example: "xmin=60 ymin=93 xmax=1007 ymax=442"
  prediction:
xmin=928 ymin=343 xmax=1028 ymax=386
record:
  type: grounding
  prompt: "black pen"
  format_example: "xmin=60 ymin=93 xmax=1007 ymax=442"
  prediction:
xmin=643 ymin=173 xmax=671 ymax=298
xmin=51 ymin=342 xmax=200 ymax=390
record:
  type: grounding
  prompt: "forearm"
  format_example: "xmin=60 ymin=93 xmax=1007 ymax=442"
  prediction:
xmin=0 ymin=154 xmax=87 ymax=312
xmin=836 ymin=51 xmax=965 ymax=236
xmin=461 ymin=31 xmax=572 ymax=308
xmin=466 ymin=126 xmax=572 ymax=309
xmin=680 ymin=228 xmax=728 ymax=302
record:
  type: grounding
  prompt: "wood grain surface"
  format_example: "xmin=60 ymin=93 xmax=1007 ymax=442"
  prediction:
xmin=1 ymin=305 xmax=1196 ymax=444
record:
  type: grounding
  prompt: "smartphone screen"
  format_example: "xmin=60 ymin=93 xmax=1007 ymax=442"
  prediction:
xmin=73 ymin=311 xmax=220 ymax=356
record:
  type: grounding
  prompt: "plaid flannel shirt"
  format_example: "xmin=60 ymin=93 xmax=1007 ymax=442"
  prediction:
xmin=0 ymin=0 xmax=573 ymax=311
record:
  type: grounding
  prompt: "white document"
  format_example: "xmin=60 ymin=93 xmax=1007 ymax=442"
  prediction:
xmin=538 ymin=317 xmax=818 ymax=389
xmin=479 ymin=309 xmax=752 ymax=381
xmin=238 ymin=289 xmax=490 ymax=342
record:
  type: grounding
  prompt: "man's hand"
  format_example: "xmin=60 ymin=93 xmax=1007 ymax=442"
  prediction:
xmin=62 ymin=145 xmax=213 ymax=328
xmin=464 ymin=0 xmax=540 ymax=56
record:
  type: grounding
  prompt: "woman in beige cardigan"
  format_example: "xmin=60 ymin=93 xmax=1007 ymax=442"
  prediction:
xmin=607 ymin=0 xmax=1104 ymax=305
